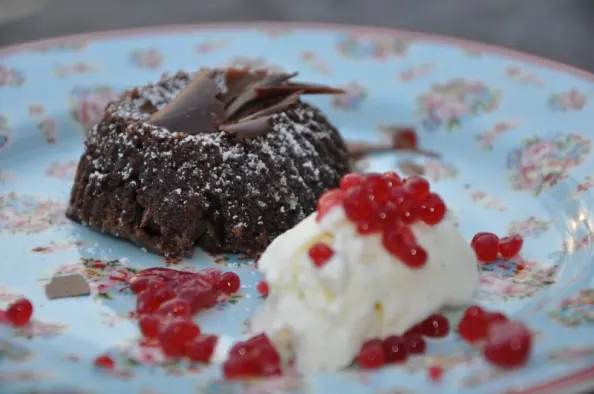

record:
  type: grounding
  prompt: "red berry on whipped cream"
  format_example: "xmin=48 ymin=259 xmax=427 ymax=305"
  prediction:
xmin=308 ymin=243 xmax=335 ymax=267
xmin=250 ymin=170 xmax=477 ymax=372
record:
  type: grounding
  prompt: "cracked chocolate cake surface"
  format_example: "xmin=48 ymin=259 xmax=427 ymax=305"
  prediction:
xmin=66 ymin=68 xmax=351 ymax=256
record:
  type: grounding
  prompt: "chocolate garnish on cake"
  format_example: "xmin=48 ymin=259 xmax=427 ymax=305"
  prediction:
xmin=148 ymin=68 xmax=345 ymax=140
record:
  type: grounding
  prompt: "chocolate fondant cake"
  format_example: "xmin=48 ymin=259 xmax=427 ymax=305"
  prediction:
xmin=67 ymin=68 xmax=351 ymax=256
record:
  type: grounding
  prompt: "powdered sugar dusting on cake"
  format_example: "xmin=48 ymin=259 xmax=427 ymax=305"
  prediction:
xmin=70 ymin=70 xmax=350 ymax=255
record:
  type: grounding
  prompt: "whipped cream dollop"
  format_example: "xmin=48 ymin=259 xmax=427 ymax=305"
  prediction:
xmin=250 ymin=205 xmax=479 ymax=372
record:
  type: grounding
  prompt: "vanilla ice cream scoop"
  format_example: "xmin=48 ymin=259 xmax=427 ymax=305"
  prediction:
xmin=250 ymin=194 xmax=478 ymax=372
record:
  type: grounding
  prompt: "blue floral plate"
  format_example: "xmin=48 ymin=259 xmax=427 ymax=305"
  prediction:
xmin=1 ymin=22 xmax=593 ymax=394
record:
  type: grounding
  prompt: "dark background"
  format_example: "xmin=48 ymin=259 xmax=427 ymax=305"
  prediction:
xmin=1 ymin=0 xmax=594 ymax=73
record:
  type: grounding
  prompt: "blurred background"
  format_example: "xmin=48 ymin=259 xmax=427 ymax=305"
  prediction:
xmin=1 ymin=0 xmax=594 ymax=72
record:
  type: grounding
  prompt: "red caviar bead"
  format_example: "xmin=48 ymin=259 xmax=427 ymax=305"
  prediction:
xmin=155 ymin=298 xmax=191 ymax=318
xmin=136 ymin=287 xmax=175 ymax=314
xmin=186 ymin=335 xmax=218 ymax=362
xmin=356 ymin=220 xmax=382 ymax=235
xmin=218 ymin=272 xmax=241 ymax=294
xmin=94 ymin=354 xmax=115 ymax=369
xmin=471 ymin=231 xmax=495 ymax=249
xmin=420 ymin=193 xmax=447 ymax=225
xmin=420 ymin=314 xmax=450 ymax=337
xmin=428 ymin=366 xmax=444 ymax=383
xmin=370 ymin=202 xmax=398 ymax=229
xmin=364 ymin=173 xmax=391 ymax=204
xmin=138 ymin=314 xmax=161 ymax=339
xmin=308 ymin=243 xmax=335 ymax=268
xmin=387 ymin=186 xmax=412 ymax=206
xmin=483 ymin=321 xmax=532 ymax=369
xmin=402 ymin=244 xmax=428 ymax=268
xmin=498 ymin=234 xmax=524 ymax=260
xmin=129 ymin=276 xmax=165 ymax=294
xmin=397 ymin=199 xmax=420 ymax=224
xmin=343 ymin=186 xmax=373 ymax=222
xmin=404 ymin=176 xmax=430 ymax=201
xmin=458 ymin=305 xmax=492 ymax=343
xmin=223 ymin=354 xmax=262 ymax=379
xmin=383 ymin=171 xmax=402 ymax=188
xmin=393 ymin=128 xmax=418 ymax=150
xmin=257 ymin=281 xmax=269 ymax=297
xmin=472 ymin=233 xmax=500 ymax=263
xmin=383 ymin=335 xmax=408 ymax=363
xmin=158 ymin=319 xmax=201 ymax=358
xmin=340 ymin=173 xmax=364 ymax=191
xmin=404 ymin=332 xmax=426 ymax=354
xmin=6 ymin=298 xmax=33 ymax=327
xmin=316 ymin=189 xmax=344 ymax=221
xmin=356 ymin=339 xmax=387 ymax=369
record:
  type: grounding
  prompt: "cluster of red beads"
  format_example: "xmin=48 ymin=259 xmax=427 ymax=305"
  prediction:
xmin=354 ymin=313 xmax=450 ymax=369
xmin=316 ymin=172 xmax=447 ymax=269
xmin=121 ymin=267 xmax=242 ymax=363
xmin=458 ymin=305 xmax=533 ymax=369
xmin=223 ymin=333 xmax=283 ymax=379
xmin=0 ymin=298 xmax=34 ymax=327
xmin=471 ymin=232 xmax=524 ymax=263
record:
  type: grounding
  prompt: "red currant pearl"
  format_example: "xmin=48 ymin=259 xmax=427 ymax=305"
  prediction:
xmin=472 ymin=233 xmax=500 ymax=263
xmin=404 ymin=332 xmax=426 ymax=354
xmin=340 ymin=173 xmax=364 ymax=191
xmin=158 ymin=319 xmax=201 ymax=358
xmin=420 ymin=314 xmax=450 ymax=337
xmin=356 ymin=339 xmax=387 ymax=369
xmin=498 ymin=234 xmax=524 ymax=260
xmin=483 ymin=320 xmax=533 ymax=369
xmin=343 ymin=186 xmax=373 ymax=222
xmin=186 ymin=335 xmax=218 ymax=363
xmin=394 ymin=128 xmax=418 ymax=150
xmin=155 ymin=298 xmax=192 ymax=318
xmin=6 ymin=298 xmax=33 ymax=327
xmin=420 ymin=193 xmax=447 ymax=225
xmin=382 ymin=335 xmax=408 ymax=363
xmin=257 ymin=281 xmax=269 ymax=297
xmin=471 ymin=231 xmax=495 ymax=248
xmin=138 ymin=314 xmax=160 ymax=339
xmin=218 ymin=272 xmax=241 ymax=294
xmin=404 ymin=176 xmax=430 ymax=201
xmin=403 ymin=244 xmax=428 ymax=269
xmin=383 ymin=171 xmax=402 ymax=188
xmin=364 ymin=173 xmax=391 ymax=204
xmin=308 ymin=243 xmax=335 ymax=268
xmin=458 ymin=305 xmax=488 ymax=343
xmin=316 ymin=189 xmax=344 ymax=221
xmin=94 ymin=354 xmax=115 ymax=369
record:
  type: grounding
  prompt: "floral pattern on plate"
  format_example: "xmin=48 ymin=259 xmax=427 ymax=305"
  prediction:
xmin=1 ymin=23 xmax=594 ymax=394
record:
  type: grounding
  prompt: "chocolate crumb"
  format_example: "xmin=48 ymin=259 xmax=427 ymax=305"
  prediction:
xmin=45 ymin=275 xmax=91 ymax=299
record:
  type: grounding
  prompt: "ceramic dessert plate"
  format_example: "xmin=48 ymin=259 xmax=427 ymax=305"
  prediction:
xmin=1 ymin=22 xmax=593 ymax=394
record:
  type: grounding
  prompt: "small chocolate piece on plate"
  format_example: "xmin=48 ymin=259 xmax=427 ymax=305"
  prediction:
xmin=45 ymin=274 xmax=91 ymax=299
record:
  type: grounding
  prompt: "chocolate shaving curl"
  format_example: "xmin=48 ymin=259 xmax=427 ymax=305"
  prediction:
xmin=147 ymin=68 xmax=344 ymax=139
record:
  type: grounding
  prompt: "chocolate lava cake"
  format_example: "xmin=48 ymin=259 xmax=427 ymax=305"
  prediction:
xmin=66 ymin=68 xmax=351 ymax=256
